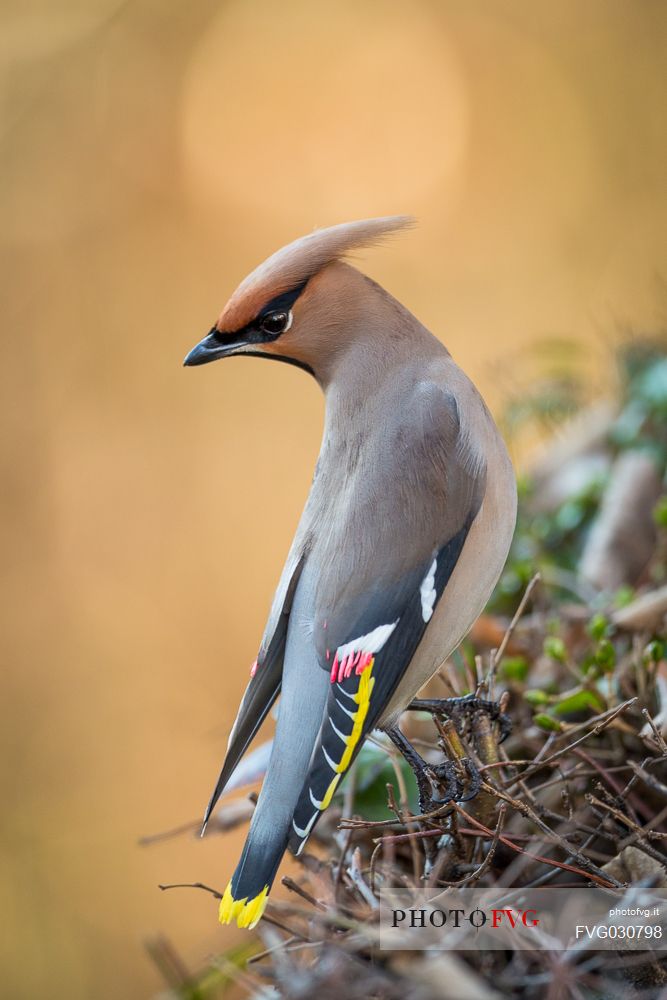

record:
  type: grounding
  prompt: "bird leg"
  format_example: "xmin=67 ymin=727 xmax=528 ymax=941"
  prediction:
xmin=384 ymin=723 xmax=479 ymax=816
xmin=387 ymin=693 xmax=509 ymax=820
xmin=407 ymin=693 xmax=512 ymax=745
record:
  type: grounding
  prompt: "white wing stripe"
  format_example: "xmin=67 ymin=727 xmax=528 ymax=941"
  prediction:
xmin=309 ymin=787 xmax=323 ymax=809
xmin=329 ymin=714 xmax=349 ymax=742
xmin=420 ymin=558 xmax=438 ymax=622
xmin=322 ymin=744 xmax=339 ymax=771
xmin=292 ymin=811 xmax=318 ymax=840
xmin=335 ymin=698 xmax=356 ymax=719
xmin=335 ymin=620 xmax=398 ymax=661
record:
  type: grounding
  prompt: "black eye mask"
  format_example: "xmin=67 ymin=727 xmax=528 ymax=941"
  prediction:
xmin=211 ymin=279 xmax=309 ymax=347
xmin=185 ymin=279 xmax=313 ymax=372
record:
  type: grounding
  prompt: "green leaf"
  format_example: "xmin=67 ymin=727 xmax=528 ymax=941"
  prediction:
xmin=499 ymin=656 xmax=529 ymax=682
xmin=339 ymin=743 xmax=419 ymax=819
xmin=653 ymin=495 xmax=667 ymax=529
xmin=534 ymin=713 xmax=562 ymax=732
xmin=552 ymin=689 xmax=605 ymax=716
xmin=525 ymin=689 xmax=550 ymax=706
xmin=613 ymin=585 xmax=635 ymax=608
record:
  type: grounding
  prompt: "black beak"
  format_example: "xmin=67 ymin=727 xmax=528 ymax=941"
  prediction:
xmin=183 ymin=328 xmax=235 ymax=367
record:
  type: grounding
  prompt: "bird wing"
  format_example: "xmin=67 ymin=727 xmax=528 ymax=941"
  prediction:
xmin=288 ymin=381 xmax=487 ymax=853
xmin=201 ymin=548 xmax=306 ymax=831
xmin=287 ymin=532 xmax=472 ymax=852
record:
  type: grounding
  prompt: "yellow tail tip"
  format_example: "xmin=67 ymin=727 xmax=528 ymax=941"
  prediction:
xmin=219 ymin=881 xmax=269 ymax=929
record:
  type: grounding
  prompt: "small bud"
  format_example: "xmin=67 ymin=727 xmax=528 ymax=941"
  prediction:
xmin=543 ymin=636 xmax=566 ymax=663
xmin=594 ymin=638 xmax=616 ymax=671
xmin=525 ymin=689 xmax=550 ymax=706
xmin=644 ymin=639 xmax=665 ymax=666
xmin=587 ymin=613 xmax=608 ymax=642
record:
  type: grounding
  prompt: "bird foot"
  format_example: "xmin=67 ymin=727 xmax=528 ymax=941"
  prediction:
xmin=419 ymin=757 xmax=481 ymax=813
xmin=408 ymin=693 xmax=512 ymax=744
xmin=385 ymin=725 xmax=481 ymax=815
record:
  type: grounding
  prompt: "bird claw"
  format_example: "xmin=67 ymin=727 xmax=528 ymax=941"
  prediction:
xmin=408 ymin=693 xmax=512 ymax=744
xmin=419 ymin=756 xmax=480 ymax=812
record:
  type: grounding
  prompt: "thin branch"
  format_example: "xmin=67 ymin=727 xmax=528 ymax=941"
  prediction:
xmin=490 ymin=572 xmax=541 ymax=671
xmin=641 ymin=707 xmax=667 ymax=755
xmin=451 ymin=804 xmax=618 ymax=888
xmin=438 ymin=803 xmax=507 ymax=887
xmin=505 ymin=698 xmax=637 ymax=787
xmin=481 ymin=781 xmax=622 ymax=886
xmin=158 ymin=881 xmax=222 ymax=899
xmin=346 ymin=847 xmax=379 ymax=910
xmin=281 ymin=876 xmax=328 ymax=911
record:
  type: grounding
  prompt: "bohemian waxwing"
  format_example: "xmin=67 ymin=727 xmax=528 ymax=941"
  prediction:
xmin=184 ymin=217 xmax=517 ymax=929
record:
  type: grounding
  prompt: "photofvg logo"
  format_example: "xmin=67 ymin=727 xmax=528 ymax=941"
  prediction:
xmin=391 ymin=902 xmax=540 ymax=931
xmin=379 ymin=888 xmax=667 ymax=952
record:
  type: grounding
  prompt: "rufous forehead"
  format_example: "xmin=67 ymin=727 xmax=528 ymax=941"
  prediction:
xmin=215 ymin=216 xmax=415 ymax=334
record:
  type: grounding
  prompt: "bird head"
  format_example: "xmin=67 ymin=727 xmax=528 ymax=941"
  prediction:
xmin=184 ymin=216 xmax=414 ymax=383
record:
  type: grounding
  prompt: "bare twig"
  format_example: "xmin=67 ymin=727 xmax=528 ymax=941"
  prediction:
xmin=490 ymin=572 xmax=541 ymax=671
xmin=346 ymin=847 xmax=379 ymax=910
xmin=281 ymin=876 xmax=328 ymax=911
xmin=505 ymin=698 xmax=638 ymax=788
xmin=480 ymin=781 xmax=623 ymax=886
xmin=628 ymin=760 xmax=667 ymax=799
xmin=158 ymin=881 xmax=222 ymax=899
xmin=438 ymin=803 xmax=507 ymax=887
xmin=451 ymin=804 xmax=618 ymax=888
xmin=641 ymin=707 xmax=667 ymax=755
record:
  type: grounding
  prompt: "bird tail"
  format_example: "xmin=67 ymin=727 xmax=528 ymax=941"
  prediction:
xmin=219 ymin=570 xmax=331 ymax=929
xmin=217 ymin=727 xmax=316 ymax=929
xmin=218 ymin=832 xmax=281 ymax=929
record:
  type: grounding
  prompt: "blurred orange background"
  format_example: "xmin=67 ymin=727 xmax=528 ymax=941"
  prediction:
xmin=2 ymin=1 xmax=666 ymax=997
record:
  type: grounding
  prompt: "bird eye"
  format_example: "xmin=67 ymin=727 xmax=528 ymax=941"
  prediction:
xmin=259 ymin=310 xmax=292 ymax=337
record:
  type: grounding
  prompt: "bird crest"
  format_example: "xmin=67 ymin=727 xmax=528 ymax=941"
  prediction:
xmin=216 ymin=216 xmax=415 ymax=334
